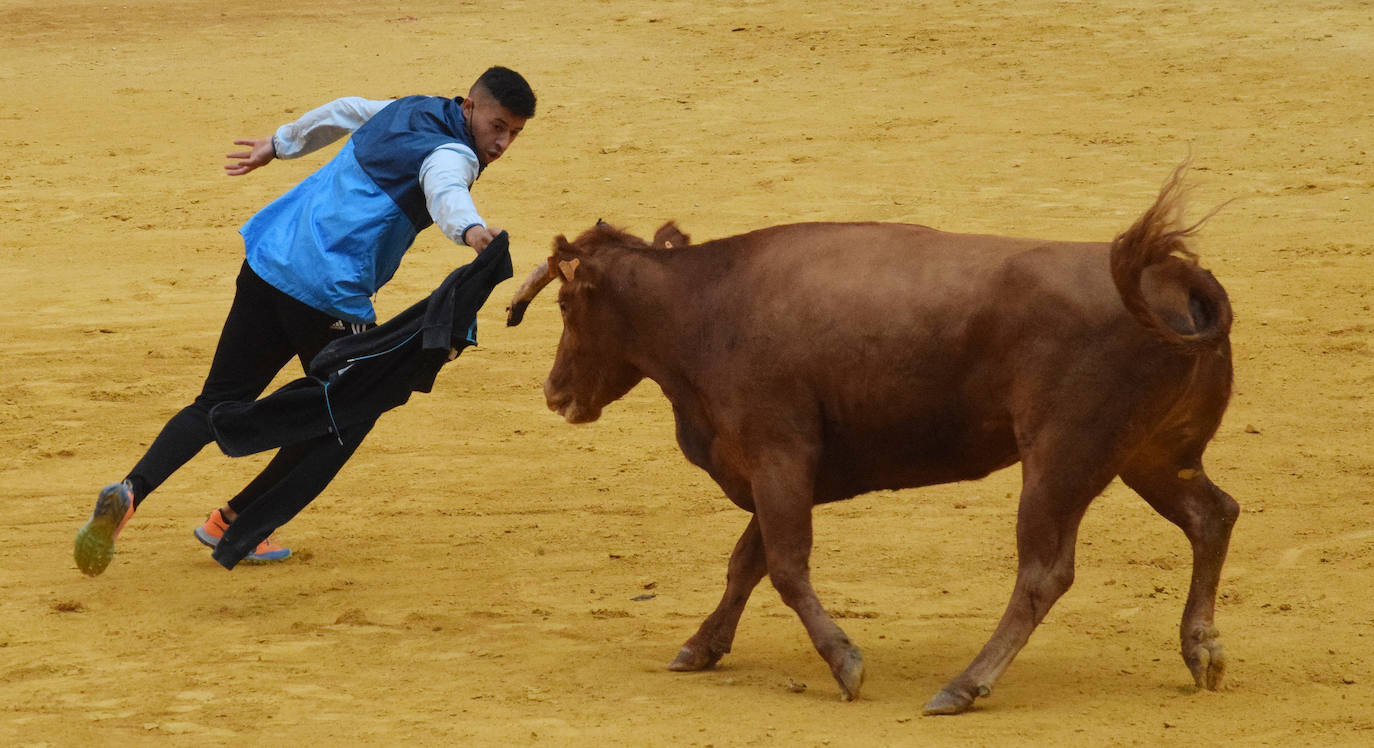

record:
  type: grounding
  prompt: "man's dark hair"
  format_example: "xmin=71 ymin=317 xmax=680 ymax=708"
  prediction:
xmin=475 ymin=66 xmax=536 ymax=118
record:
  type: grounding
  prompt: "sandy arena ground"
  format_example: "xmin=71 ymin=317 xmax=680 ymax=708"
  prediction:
xmin=2 ymin=0 xmax=1372 ymax=745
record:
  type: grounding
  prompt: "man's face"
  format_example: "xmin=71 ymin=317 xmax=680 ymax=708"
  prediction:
xmin=462 ymin=86 xmax=527 ymax=166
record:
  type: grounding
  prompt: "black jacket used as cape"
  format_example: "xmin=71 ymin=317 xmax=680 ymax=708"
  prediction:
xmin=209 ymin=232 xmax=514 ymax=457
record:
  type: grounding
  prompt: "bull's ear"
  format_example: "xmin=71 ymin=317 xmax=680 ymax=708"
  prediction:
xmin=549 ymin=235 xmax=581 ymax=283
xmin=652 ymin=220 xmax=690 ymax=249
xmin=556 ymin=258 xmax=581 ymax=282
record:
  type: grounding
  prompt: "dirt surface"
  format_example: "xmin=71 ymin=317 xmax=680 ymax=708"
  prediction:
xmin=3 ymin=0 xmax=1372 ymax=745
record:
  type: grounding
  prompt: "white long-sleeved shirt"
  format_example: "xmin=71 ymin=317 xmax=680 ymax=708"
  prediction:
xmin=271 ymin=96 xmax=485 ymax=246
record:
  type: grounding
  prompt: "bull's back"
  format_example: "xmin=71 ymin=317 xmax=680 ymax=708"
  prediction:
xmin=703 ymin=222 xmax=1117 ymax=381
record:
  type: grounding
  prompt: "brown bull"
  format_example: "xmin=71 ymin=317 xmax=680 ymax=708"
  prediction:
xmin=506 ymin=166 xmax=1237 ymax=715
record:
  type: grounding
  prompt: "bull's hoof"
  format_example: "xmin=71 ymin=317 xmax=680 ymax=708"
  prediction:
xmin=668 ymin=645 xmax=722 ymax=672
xmin=833 ymin=647 xmax=866 ymax=701
xmin=922 ymin=688 xmax=971 ymax=716
xmin=1185 ymin=629 xmax=1226 ymax=690
xmin=921 ymin=683 xmax=988 ymax=716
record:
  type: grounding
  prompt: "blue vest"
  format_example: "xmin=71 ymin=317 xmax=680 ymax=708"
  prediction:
xmin=241 ymin=96 xmax=481 ymax=324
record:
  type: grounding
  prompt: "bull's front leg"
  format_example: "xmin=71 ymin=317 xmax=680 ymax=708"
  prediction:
xmin=670 ymin=515 xmax=767 ymax=671
xmin=753 ymin=463 xmax=865 ymax=701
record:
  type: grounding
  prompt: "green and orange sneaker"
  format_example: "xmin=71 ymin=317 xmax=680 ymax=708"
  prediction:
xmin=193 ymin=508 xmax=291 ymax=564
xmin=74 ymin=481 xmax=136 ymax=576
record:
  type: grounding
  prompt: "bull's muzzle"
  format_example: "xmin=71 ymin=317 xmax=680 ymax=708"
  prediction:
xmin=544 ymin=379 xmax=599 ymax=424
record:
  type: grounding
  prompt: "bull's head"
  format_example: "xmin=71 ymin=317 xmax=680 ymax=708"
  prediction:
xmin=507 ymin=221 xmax=680 ymax=423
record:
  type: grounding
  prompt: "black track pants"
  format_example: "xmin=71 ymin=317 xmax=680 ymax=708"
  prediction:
xmin=125 ymin=262 xmax=361 ymax=514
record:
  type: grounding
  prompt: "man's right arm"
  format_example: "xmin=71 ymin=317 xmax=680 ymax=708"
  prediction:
xmin=224 ymin=96 xmax=395 ymax=176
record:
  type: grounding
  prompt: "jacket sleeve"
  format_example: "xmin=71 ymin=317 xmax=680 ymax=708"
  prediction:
xmin=419 ymin=144 xmax=485 ymax=246
xmin=272 ymin=97 xmax=396 ymax=159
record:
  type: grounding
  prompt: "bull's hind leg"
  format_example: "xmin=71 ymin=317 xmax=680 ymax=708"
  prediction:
xmin=924 ymin=455 xmax=1115 ymax=715
xmin=670 ymin=516 xmax=767 ymax=671
xmin=1120 ymin=458 xmax=1238 ymax=691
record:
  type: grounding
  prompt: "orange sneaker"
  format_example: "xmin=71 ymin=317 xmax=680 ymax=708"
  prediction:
xmin=194 ymin=508 xmax=292 ymax=563
xmin=75 ymin=481 xmax=136 ymax=576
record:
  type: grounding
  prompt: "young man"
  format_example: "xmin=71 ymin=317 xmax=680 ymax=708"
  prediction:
xmin=74 ymin=66 xmax=536 ymax=576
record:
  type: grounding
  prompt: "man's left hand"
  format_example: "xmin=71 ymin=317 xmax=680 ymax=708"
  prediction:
xmin=464 ymin=225 xmax=503 ymax=253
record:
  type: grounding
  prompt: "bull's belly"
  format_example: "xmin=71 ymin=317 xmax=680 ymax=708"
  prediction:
xmin=812 ymin=423 xmax=1021 ymax=503
xmin=671 ymin=395 xmax=1021 ymax=509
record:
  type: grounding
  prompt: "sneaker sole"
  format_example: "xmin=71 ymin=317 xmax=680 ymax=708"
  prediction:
xmin=241 ymin=548 xmax=292 ymax=564
xmin=196 ymin=525 xmax=290 ymax=563
xmin=193 ymin=526 xmax=220 ymax=549
xmin=74 ymin=486 xmax=132 ymax=577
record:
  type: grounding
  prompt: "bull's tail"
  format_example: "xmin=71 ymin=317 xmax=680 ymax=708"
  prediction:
xmin=1110 ymin=163 xmax=1233 ymax=353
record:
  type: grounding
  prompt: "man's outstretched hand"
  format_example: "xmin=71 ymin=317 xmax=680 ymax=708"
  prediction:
xmin=463 ymin=225 xmax=505 ymax=253
xmin=225 ymin=137 xmax=275 ymax=176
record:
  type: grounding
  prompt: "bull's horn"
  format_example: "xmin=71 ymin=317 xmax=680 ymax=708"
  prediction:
xmin=506 ymin=260 xmax=555 ymax=326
